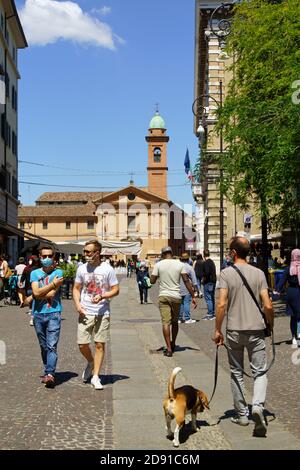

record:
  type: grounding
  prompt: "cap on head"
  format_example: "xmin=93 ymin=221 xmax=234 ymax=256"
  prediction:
xmin=161 ymin=246 xmax=173 ymax=255
xmin=180 ymin=252 xmax=189 ymax=261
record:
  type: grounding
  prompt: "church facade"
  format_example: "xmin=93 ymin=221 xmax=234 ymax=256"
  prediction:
xmin=18 ymin=112 xmax=188 ymax=260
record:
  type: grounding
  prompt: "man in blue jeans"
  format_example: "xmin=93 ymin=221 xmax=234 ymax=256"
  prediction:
xmin=179 ymin=253 xmax=198 ymax=323
xmin=31 ymin=246 xmax=64 ymax=388
xmin=202 ymin=249 xmax=216 ymax=320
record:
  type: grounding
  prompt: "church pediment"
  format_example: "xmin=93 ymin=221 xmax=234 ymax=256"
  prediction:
xmin=93 ymin=186 xmax=170 ymax=206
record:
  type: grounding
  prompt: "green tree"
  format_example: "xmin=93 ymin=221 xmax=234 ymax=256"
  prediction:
xmin=217 ymin=0 xmax=300 ymax=235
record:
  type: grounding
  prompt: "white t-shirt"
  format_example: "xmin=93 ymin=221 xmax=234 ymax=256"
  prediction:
xmin=75 ymin=262 xmax=118 ymax=316
xmin=152 ymin=259 xmax=186 ymax=300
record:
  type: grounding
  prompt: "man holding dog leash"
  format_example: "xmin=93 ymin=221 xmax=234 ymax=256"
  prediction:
xmin=214 ymin=236 xmax=274 ymax=437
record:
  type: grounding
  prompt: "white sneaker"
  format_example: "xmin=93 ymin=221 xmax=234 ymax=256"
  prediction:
xmin=292 ymin=337 xmax=298 ymax=348
xmin=82 ymin=362 xmax=94 ymax=382
xmin=29 ymin=318 xmax=34 ymax=326
xmin=185 ymin=319 xmax=196 ymax=324
xmin=91 ymin=375 xmax=103 ymax=390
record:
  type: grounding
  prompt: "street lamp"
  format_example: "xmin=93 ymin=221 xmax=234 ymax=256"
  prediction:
xmin=192 ymin=81 xmax=224 ymax=271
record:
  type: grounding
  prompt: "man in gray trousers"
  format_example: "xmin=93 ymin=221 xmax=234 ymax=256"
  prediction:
xmin=214 ymin=236 xmax=274 ymax=437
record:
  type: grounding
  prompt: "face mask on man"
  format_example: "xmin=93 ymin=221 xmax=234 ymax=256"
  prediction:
xmin=41 ymin=257 xmax=53 ymax=268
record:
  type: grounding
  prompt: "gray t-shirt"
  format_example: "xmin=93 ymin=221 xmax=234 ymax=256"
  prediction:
xmin=152 ymin=259 xmax=186 ymax=300
xmin=180 ymin=263 xmax=197 ymax=296
xmin=218 ymin=264 xmax=268 ymax=331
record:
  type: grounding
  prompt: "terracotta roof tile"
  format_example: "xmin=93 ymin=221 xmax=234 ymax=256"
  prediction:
xmin=36 ymin=191 xmax=109 ymax=203
xmin=19 ymin=202 xmax=97 ymax=218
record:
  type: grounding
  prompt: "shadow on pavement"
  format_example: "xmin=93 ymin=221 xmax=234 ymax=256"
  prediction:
xmin=178 ymin=420 xmax=210 ymax=444
xmin=218 ymin=407 xmax=276 ymax=425
xmin=101 ymin=374 xmax=130 ymax=385
xmin=55 ymin=371 xmax=78 ymax=386
xmin=150 ymin=345 xmax=201 ymax=354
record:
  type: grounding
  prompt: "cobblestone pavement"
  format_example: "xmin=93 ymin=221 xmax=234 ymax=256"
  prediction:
xmin=1 ymin=275 xmax=299 ymax=450
xmin=0 ymin=300 xmax=113 ymax=450
xmin=150 ymin=284 xmax=300 ymax=441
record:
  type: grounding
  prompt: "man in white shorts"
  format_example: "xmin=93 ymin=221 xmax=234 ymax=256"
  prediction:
xmin=73 ymin=240 xmax=119 ymax=390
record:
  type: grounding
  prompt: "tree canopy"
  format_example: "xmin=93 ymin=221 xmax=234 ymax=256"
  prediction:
xmin=217 ymin=0 xmax=300 ymax=230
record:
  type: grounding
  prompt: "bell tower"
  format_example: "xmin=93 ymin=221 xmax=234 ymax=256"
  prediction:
xmin=146 ymin=109 xmax=169 ymax=199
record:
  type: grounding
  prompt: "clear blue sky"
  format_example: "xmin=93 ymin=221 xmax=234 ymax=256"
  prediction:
xmin=16 ymin=0 xmax=199 ymax=210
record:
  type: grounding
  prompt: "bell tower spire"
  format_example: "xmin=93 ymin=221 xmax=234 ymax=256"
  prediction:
xmin=146 ymin=109 xmax=169 ymax=199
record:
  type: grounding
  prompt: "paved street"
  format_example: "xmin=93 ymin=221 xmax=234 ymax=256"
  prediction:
xmin=0 ymin=276 xmax=299 ymax=450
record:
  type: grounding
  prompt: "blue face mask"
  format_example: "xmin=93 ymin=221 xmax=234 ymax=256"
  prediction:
xmin=41 ymin=257 xmax=53 ymax=268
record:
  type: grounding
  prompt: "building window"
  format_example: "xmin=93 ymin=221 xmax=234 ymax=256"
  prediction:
xmin=128 ymin=215 xmax=136 ymax=231
xmin=127 ymin=192 xmax=136 ymax=201
xmin=12 ymin=86 xmax=17 ymax=110
xmin=66 ymin=221 xmax=71 ymax=229
xmin=19 ymin=221 xmax=24 ymax=229
xmin=5 ymin=72 xmax=9 ymax=99
xmin=87 ymin=220 xmax=94 ymax=230
xmin=42 ymin=220 xmax=48 ymax=230
xmin=12 ymin=175 xmax=17 ymax=198
xmin=153 ymin=147 xmax=161 ymax=163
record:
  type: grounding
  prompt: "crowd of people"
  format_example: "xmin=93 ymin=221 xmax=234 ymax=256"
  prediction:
xmin=1 ymin=237 xmax=300 ymax=439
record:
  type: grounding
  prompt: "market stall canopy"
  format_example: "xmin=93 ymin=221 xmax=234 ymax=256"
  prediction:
xmin=55 ymin=239 xmax=142 ymax=256
xmin=250 ymin=233 xmax=282 ymax=242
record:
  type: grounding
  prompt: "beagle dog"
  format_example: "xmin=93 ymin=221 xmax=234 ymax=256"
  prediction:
xmin=163 ymin=367 xmax=209 ymax=447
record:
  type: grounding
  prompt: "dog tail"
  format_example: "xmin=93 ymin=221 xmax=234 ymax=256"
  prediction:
xmin=168 ymin=367 xmax=182 ymax=399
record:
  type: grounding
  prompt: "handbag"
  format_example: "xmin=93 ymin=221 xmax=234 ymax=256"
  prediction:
xmin=4 ymin=267 xmax=12 ymax=279
xmin=232 ymin=265 xmax=272 ymax=337
xmin=143 ymin=276 xmax=152 ymax=289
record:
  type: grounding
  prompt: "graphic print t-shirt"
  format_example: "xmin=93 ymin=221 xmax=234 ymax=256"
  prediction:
xmin=30 ymin=268 xmax=63 ymax=315
xmin=75 ymin=262 xmax=119 ymax=316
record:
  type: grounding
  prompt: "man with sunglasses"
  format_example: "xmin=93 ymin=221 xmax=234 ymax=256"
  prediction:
xmin=30 ymin=245 xmax=64 ymax=388
xmin=73 ymin=240 xmax=119 ymax=390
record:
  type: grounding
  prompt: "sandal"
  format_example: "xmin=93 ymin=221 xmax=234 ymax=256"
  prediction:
xmin=163 ymin=350 xmax=173 ymax=357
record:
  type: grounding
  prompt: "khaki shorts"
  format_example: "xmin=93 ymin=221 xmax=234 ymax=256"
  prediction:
xmin=77 ymin=314 xmax=110 ymax=344
xmin=158 ymin=296 xmax=182 ymax=325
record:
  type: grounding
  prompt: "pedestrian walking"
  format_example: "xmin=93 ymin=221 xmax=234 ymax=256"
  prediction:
xmin=179 ymin=253 xmax=198 ymax=323
xmin=274 ymin=248 xmax=300 ymax=348
xmin=150 ymin=246 xmax=197 ymax=357
xmin=193 ymin=254 xmax=204 ymax=297
xmin=21 ymin=255 xmax=40 ymax=325
xmin=202 ymin=249 xmax=217 ymax=320
xmin=30 ymin=246 xmax=64 ymax=388
xmin=214 ymin=236 xmax=274 ymax=437
xmin=14 ymin=257 xmax=27 ymax=307
xmin=73 ymin=240 xmax=119 ymax=390
xmin=136 ymin=261 xmax=150 ymax=304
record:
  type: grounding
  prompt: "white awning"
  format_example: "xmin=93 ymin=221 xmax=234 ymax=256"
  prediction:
xmin=55 ymin=239 xmax=142 ymax=256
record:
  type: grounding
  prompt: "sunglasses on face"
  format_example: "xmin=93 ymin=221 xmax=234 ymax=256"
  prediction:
xmin=83 ymin=250 xmax=96 ymax=255
xmin=41 ymin=255 xmax=53 ymax=259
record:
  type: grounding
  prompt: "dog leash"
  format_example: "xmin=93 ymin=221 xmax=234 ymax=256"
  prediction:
xmin=208 ymin=333 xmax=275 ymax=404
xmin=208 ymin=345 xmax=219 ymax=405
